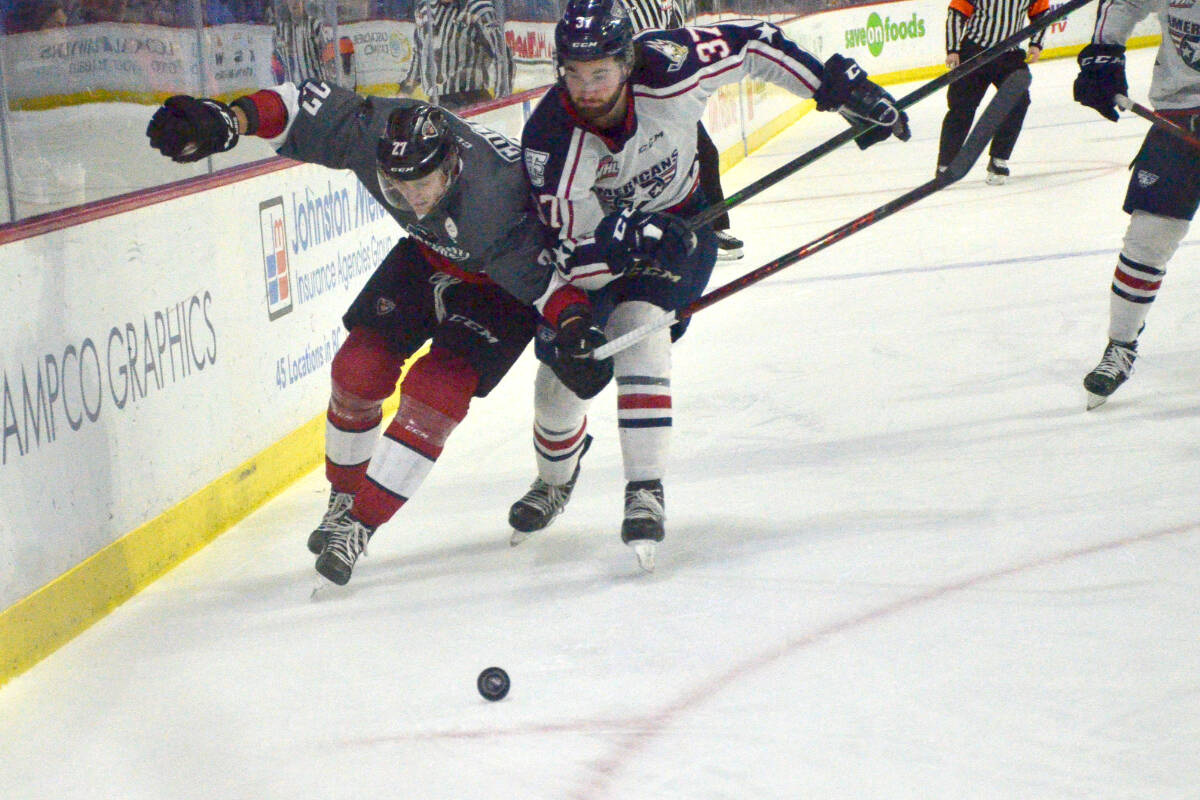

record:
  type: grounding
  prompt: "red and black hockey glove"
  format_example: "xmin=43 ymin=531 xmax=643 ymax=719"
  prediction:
xmin=550 ymin=305 xmax=613 ymax=400
xmin=146 ymin=95 xmax=240 ymax=163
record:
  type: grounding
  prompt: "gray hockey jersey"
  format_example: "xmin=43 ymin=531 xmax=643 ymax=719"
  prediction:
xmin=264 ymin=81 xmax=553 ymax=306
xmin=1093 ymin=0 xmax=1200 ymax=112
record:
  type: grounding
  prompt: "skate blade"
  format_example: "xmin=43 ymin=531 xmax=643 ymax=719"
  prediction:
xmin=1086 ymin=392 xmax=1109 ymax=411
xmin=986 ymin=173 xmax=1008 ymax=186
xmin=509 ymin=528 xmax=533 ymax=547
xmin=629 ymin=541 xmax=657 ymax=573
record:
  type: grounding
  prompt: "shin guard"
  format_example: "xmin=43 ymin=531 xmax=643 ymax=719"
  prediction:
xmin=352 ymin=347 xmax=478 ymax=528
xmin=608 ymin=302 xmax=672 ymax=483
xmin=1109 ymin=211 xmax=1188 ymax=342
xmin=326 ymin=328 xmax=403 ymax=493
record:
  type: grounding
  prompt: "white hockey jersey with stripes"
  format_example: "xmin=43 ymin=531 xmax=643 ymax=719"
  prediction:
xmin=1093 ymin=0 xmax=1200 ymax=112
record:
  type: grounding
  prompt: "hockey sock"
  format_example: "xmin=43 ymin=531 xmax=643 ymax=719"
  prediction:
xmin=352 ymin=347 xmax=478 ymax=529
xmin=1108 ymin=211 xmax=1188 ymax=343
xmin=532 ymin=362 xmax=591 ymax=486
xmin=608 ymin=301 xmax=671 ymax=483
xmin=326 ymin=328 xmax=402 ymax=494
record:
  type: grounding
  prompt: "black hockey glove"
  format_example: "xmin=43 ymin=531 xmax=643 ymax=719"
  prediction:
xmin=1074 ymin=43 xmax=1127 ymax=122
xmin=814 ymin=53 xmax=911 ymax=150
xmin=550 ymin=306 xmax=613 ymax=400
xmin=146 ymin=95 xmax=240 ymax=163
xmin=593 ymin=208 xmax=697 ymax=275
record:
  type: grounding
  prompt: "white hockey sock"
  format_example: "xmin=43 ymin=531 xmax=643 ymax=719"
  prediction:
xmin=1109 ymin=211 xmax=1188 ymax=342
xmin=325 ymin=418 xmax=382 ymax=472
xmin=532 ymin=363 xmax=591 ymax=486
xmin=608 ymin=302 xmax=671 ymax=483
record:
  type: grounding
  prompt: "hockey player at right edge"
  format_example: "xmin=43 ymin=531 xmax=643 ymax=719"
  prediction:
xmin=1075 ymin=0 xmax=1200 ymax=409
xmin=508 ymin=0 xmax=911 ymax=570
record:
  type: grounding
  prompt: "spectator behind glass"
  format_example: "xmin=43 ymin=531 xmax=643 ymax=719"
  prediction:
xmin=6 ymin=0 xmax=68 ymax=31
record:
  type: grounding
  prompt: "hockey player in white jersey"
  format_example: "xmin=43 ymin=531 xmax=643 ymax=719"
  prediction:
xmin=508 ymin=0 xmax=911 ymax=569
xmin=146 ymin=82 xmax=561 ymax=585
xmin=1075 ymin=0 xmax=1200 ymax=408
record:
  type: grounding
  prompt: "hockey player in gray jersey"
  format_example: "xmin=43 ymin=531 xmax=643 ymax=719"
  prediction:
xmin=1074 ymin=0 xmax=1200 ymax=408
xmin=507 ymin=0 xmax=911 ymax=570
xmin=146 ymin=82 xmax=565 ymax=585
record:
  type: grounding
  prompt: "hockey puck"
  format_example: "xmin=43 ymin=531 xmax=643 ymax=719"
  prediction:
xmin=477 ymin=667 xmax=510 ymax=701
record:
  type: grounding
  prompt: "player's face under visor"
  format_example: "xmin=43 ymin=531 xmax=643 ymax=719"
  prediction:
xmin=562 ymin=57 xmax=628 ymax=124
xmin=377 ymin=161 xmax=454 ymax=218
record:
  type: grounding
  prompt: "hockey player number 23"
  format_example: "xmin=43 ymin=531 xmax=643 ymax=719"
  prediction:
xmin=687 ymin=27 xmax=729 ymax=63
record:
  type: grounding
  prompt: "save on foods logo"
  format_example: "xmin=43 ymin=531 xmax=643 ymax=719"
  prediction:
xmin=844 ymin=12 xmax=927 ymax=57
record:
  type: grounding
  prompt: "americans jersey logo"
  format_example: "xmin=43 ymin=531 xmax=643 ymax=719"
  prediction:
xmin=1168 ymin=15 xmax=1200 ymax=71
xmin=595 ymin=150 xmax=680 ymax=207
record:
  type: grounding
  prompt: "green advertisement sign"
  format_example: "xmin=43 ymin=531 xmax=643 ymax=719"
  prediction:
xmin=844 ymin=12 xmax=928 ymax=57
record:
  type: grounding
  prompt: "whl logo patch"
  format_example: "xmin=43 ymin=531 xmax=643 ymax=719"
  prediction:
xmin=1137 ymin=169 xmax=1160 ymax=187
xmin=259 ymin=197 xmax=293 ymax=321
xmin=844 ymin=12 xmax=926 ymax=58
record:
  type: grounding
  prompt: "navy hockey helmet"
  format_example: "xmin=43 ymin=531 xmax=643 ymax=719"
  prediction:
xmin=376 ymin=104 xmax=456 ymax=182
xmin=555 ymin=0 xmax=635 ymax=66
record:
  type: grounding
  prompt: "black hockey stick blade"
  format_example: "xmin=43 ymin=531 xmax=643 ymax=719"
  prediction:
xmin=685 ymin=0 xmax=1091 ymax=232
xmin=1115 ymin=94 xmax=1200 ymax=155
xmin=594 ymin=71 xmax=1033 ymax=360
xmin=943 ymin=69 xmax=1032 ymax=182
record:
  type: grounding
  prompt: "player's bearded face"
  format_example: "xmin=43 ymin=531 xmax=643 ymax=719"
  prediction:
xmin=562 ymin=57 xmax=629 ymax=124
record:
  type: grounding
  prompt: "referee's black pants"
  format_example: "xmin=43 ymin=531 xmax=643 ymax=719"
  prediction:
xmin=696 ymin=122 xmax=729 ymax=230
xmin=937 ymin=40 xmax=1033 ymax=167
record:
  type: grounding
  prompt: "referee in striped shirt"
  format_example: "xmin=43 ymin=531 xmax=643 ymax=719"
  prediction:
xmin=413 ymin=0 xmax=512 ymax=110
xmin=937 ymin=0 xmax=1048 ymax=184
xmin=619 ymin=0 xmax=744 ymax=259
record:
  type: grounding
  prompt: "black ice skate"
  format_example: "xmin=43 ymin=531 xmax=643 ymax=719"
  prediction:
xmin=314 ymin=510 xmax=375 ymax=586
xmin=308 ymin=490 xmax=355 ymax=554
xmin=985 ymin=156 xmax=1010 ymax=185
xmin=1084 ymin=338 xmax=1138 ymax=410
xmin=508 ymin=435 xmax=592 ymax=545
xmin=713 ymin=230 xmax=744 ymax=261
xmin=621 ymin=479 xmax=665 ymax=573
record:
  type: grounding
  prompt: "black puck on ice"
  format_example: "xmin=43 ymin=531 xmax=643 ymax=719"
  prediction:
xmin=477 ymin=667 xmax=510 ymax=701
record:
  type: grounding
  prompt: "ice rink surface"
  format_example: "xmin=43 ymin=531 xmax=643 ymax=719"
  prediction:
xmin=3 ymin=47 xmax=1199 ymax=799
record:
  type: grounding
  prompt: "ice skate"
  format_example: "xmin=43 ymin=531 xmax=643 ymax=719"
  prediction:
xmin=621 ymin=479 xmax=665 ymax=573
xmin=1084 ymin=338 xmax=1138 ymax=410
xmin=509 ymin=435 xmax=592 ymax=545
xmin=713 ymin=230 xmax=744 ymax=261
xmin=985 ymin=156 xmax=1009 ymax=185
xmin=308 ymin=490 xmax=355 ymax=554
xmin=314 ymin=509 xmax=375 ymax=586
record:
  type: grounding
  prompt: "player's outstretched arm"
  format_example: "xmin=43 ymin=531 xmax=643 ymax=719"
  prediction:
xmin=146 ymin=96 xmax=241 ymax=163
xmin=813 ymin=53 xmax=912 ymax=149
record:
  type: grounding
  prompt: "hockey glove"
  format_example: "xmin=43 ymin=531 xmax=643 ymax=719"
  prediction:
xmin=1074 ymin=44 xmax=1127 ymax=122
xmin=593 ymin=208 xmax=697 ymax=275
xmin=146 ymin=95 xmax=240 ymax=163
xmin=813 ymin=54 xmax=911 ymax=149
xmin=550 ymin=306 xmax=613 ymax=400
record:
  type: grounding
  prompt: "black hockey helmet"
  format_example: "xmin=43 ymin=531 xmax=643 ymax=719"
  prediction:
xmin=376 ymin=104 xmax=456 ymax=182
xmin=554 ymin=0 xmax=634 ymax=66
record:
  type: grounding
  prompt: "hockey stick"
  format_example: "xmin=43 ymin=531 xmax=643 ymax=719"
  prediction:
xmin=593 ymin=70 xmax=1032 ymax=360
xmin=685 ymin=0 xmax=1092 ymax=232
xmin=1115 ymin=94 xmax=1200 ymax=154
